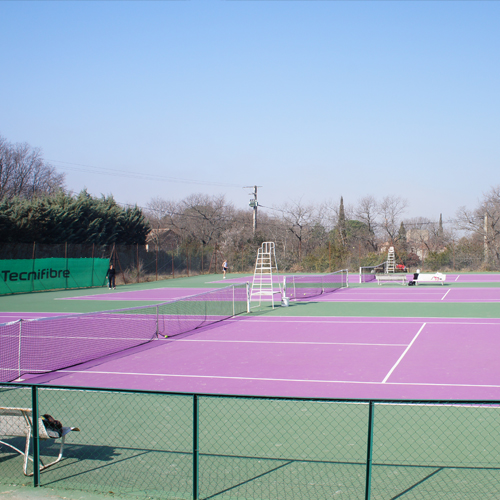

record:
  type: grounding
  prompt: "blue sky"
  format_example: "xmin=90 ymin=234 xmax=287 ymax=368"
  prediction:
xmin=1 ymin=1 xmax=499 ymax=221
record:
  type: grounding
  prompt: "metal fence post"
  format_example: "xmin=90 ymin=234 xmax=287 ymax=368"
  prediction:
xmin=31 ymin=242 xmax=36 ymax=292
xmin=193 ymin=395 xmax=199 ymax=500
xmin=31 ymin=386 xmax=40 ymax=487
xmin=65 ymin=242 xmax=68 ymax=290
xmin=365 ymin=401 xmax=375 ymax=500
xmin=91 ymin=243 xmax=95 ymax=287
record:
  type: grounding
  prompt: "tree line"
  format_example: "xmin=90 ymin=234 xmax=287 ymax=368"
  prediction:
xmin=1 ymin=134 xmax=498 ymax=272
xmin=0 ymin=135 xmax=150 ymax=245
xmin=145 ymin=190 xmax=500 ymax=273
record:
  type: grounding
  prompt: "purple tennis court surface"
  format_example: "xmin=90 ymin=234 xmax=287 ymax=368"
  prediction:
xmin=314 ymin=287 xmax=500 ymax=302
xmin=58 ymin=284 xmax=500 ymax=305
xmin=69 ymin=283 xmax=498 ymax=305
xmin=0 ymin=312 xmax=66 ymax=323
xmin=65 ymin=287 xmax=217 ymax=301
xmin=214 ymin=273 xmax=500 ymax=284
xmin=23 ymin=315 xmax=500 ymax=400
xmin=445 ymin=273 xmax=500 ymax=282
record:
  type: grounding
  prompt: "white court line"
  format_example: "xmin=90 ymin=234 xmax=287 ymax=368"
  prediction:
xmin=441 ymin=289 xmax=451 ymax=301
xmin=58 ymin=369 xmax=500 ymax=389
xmin=234 ymin=318 xmax=500 ymax=325
xmin=315 ymin=299 xmax=447 ymax=302
xmin=172 ymin=339 xmax=407 ymax=347
xmin=455 ymin=275 xmax=460 ymax=281
xmin=382 ymin=323 xmax=426 ymax=384
xmin=319 ymin=292 xmax=446 ymax=296
xmin=0 ymin=336 xmax=405 ymax=347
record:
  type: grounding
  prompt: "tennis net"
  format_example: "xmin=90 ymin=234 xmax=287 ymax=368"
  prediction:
xmin=0 ymin=283 xmax=249 ymax=383
xmin=284 ymin=269 xmax=348 ymax=300
xmin=359 ymin=261 xmax=387 ymax=283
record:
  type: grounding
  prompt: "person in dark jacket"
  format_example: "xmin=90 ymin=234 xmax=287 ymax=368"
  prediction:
xmin=106 ymin=264 xmax=116 ymax=289
xmin=408 ymin=268 xmax=420 ymax=286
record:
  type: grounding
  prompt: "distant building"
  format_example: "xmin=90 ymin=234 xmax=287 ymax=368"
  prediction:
xmin=406 ymin=229 xmax=429 ymax=260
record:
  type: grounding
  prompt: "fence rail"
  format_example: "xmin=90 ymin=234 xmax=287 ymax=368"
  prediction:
xmin=1 ymin=383 xmax=499 ymax=500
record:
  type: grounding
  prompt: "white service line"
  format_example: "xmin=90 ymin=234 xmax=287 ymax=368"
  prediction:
xmin=455 ymin=275 xmax=460 ymax=281
xmin=382 ymin=323 xmax=426 ymax=384
xmin=58 ymin=369 xmax=500 ymax=389
xmin=172 ymin=339 xmax=407 ymax=347
xmin=441 ymin=289 xmax=451 ymax=301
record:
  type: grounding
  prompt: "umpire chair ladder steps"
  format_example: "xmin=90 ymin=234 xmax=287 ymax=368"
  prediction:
xmin=250 ymin=242 xmax=281 ymax=309
xmin=387 ymin=246 xmax=396 ymax=273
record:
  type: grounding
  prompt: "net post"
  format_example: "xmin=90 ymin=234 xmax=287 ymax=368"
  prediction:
xmin=364 ymin=401 xmax=375 ymax=500
xmin=193 ymin=394 xmax=199 ymax=500
xmin=18 ymin=319 xmax=22 ymax=380
xmin=246 ymin=282 xmax=250 ymax=313
xmin=346 ymin=269 xmax=349 ymax=288
xmin=156 ymin=305 xmax=159 ymax=338
xmin=359 ymin=267 xmax=362 ymax=284
xmin=31 ymin=386 xmax=40 ymax=487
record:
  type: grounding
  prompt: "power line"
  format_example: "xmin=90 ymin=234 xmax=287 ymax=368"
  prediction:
xmin=47 ymin=159 xmax=243 ymax=188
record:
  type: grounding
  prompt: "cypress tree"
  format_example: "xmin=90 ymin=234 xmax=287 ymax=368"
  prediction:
xmin=398 ymin=221 xmax=407 ymax=242
xmin=337 ymin=196 xmax=347 ymax=247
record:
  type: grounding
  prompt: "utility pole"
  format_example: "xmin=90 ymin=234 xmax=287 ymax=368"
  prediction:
xmin=243 ymin=185 xmax=262 ymax=235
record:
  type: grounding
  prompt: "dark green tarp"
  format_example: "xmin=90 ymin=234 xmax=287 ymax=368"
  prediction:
xmin=0 ymin=258 xmax=109 ymax=295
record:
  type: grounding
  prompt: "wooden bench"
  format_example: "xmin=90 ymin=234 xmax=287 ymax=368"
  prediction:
xmin=0 ymin=407 xmax=80 ymax=476
xmin=376 ymin=274 xmax=407 ymax=286
xmin=415 ymin=273 xmax=446 ymax=285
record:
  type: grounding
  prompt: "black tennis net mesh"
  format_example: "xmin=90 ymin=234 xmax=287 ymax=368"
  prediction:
xmin=359 ymin=262 xmax=387 ymax=283
xmin=284 ymin=269 xmax=348 ymax=300
xmin=0 ymin=283 xmax=249 ymax=383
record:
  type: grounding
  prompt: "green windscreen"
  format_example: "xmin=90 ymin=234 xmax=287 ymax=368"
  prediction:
xmin=0 ymin=258 xmax=109 ymax=295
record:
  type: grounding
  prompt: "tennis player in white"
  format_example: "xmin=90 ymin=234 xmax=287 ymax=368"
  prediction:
xmin=222 ymin=260 xmax=228 ymax=279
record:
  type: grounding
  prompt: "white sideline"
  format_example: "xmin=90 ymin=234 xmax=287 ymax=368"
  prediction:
xmin=382 ymin=323 xmax=426 ymax=384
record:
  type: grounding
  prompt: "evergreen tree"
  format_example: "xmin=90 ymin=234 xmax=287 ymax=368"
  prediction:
xmin=337 ymin=196 xmax=347 ymax=248
xmin=0 ymin=190 xmax=150 ymax=244
xmin=398 ymin=221 xmax=407 ymax=242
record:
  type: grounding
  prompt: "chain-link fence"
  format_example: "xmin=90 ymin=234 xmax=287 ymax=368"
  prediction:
xmin=0 ymin=242 xmax=257 ymax=292
xmin=1 ymin=383 xmax=499 ymax=500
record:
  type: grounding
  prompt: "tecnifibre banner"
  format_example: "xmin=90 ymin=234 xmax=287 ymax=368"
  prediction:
xmin=0 ymin=258 xmax=109 ymax=295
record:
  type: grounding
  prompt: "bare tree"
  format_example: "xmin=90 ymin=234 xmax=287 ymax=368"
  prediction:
xmin=0 ymin=136 xmax=65 ymax=199
xmin=353 ymin=195 xmax=380 ymax=251
xmin=147 ymin=194 xmax=236 ymax=248
xmin=180 ymin=194 xmax=235 ymax=246
xmin=457 ymin=185 xmax=500 ymax=266
xmin=278 ymin=199 xmax=318 ymax=259
xmin=379 ymin=195 xmax=408 ymax=243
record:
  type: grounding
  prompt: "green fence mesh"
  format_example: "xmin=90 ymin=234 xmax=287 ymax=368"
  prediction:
xmin=1 ymin=384 xmax=500 ymax=500
xmin=0 ymin=258 xmax=109 ymax=294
